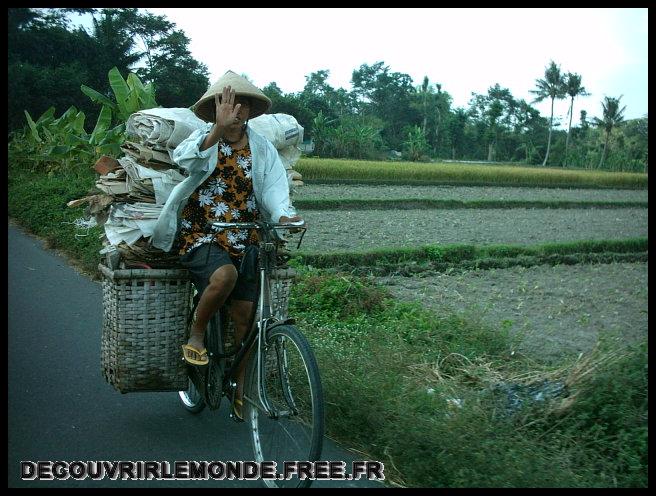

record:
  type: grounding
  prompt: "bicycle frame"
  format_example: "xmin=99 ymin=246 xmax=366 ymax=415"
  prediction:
xmin=204 ymin=219 xmax=307 ymax=418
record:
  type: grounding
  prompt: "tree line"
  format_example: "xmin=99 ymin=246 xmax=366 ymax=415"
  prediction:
xmin=266 ymin=62 xmax=646 ymax=172
xmin=8 ymin=8 xmax=647 ymax=172
xmin=8 ymin=8 xmax=210 ymax=136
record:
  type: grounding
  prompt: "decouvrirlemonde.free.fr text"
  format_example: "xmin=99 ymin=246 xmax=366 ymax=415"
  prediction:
xmin=21 ymin=460 xmax=385 ymax=481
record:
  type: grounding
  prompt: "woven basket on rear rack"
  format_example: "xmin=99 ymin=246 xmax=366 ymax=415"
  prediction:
xmin=269 ymin=266 xmax=297 ymax=320
xmin=99 ymin=262 xmax=192 ymax=393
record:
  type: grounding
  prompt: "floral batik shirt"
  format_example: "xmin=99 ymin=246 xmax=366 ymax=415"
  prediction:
xmin=177 ymin=141 xmax=260 ymax=259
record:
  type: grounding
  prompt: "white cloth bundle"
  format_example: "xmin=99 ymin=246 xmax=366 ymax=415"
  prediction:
xmin=249 ymin=113 xmax=304 ymax=149
xmin=249 ymin=114 xmax=304 ymax=170
xmin=103 ymin=202 xmax=164 ymax=246
xmin=126 ymin=107 xmax=207 ymax=152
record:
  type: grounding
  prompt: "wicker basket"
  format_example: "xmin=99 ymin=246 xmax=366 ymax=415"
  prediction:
xmin=99 ymin=262 xmax=192 ymax=393
xmin=269 ymin=267 xmax=297 ymax=320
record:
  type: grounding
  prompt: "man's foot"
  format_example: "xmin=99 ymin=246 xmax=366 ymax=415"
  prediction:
xmin=182 ymin=344 xmax=208 ymax=366
xmin=182 ymin=331 xmax=208 ymax=366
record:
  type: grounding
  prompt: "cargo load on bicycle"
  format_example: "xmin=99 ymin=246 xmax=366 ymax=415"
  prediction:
xmin=74 ymin=107 xmax=306 ymax=394
xmin=67 ymin=67 xmax=326 ymax=486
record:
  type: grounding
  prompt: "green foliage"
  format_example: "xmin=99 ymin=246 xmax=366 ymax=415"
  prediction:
xmin=530 ymin=60 xmax=567 ymax=166
xmin=402 ymin=125 xmax=430 ymax=161
xmin=594 ymin=96 xmax=628 ymax=169
xmin=8 ymin=66 xmax=158 ymax=176
xmin=80 ymin=66 xmax=159 ymax=155
xmin=81 ymin=66 xmax=158 ymax=125
xmin=297 ymin=238 xmax=648 ymax=275
xmin=292 ymin=271 xmax=647 ymax=487
xmin=8 ymin=7 xmax=207 ymax=136
xmin=311 ymin=112 xmax=386 ymax=160
xmin=555 ymin=342 xmax=648 ymax=487
xmin=351 ymin=61 xmax=420 ymax=150
xmin=10 ymin=106 xmax=95 ymax=175
xmin=8 ymin=163 xmax=103 ymax=276
xmin=293 ymin=273 xmax=390 ymax=319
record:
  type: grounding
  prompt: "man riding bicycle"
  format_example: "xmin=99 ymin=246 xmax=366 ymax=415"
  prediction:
xmin=150 ymin=70 xmax=302 ymax=420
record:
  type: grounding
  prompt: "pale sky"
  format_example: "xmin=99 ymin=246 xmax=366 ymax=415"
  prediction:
xmin=69 ymin=8 xmax=648 ymax=127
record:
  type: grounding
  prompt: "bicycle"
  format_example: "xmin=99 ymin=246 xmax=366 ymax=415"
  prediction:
xmin=178 ymin=219 xmax=325 ymax=488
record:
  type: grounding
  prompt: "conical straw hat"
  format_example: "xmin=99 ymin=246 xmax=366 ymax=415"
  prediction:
xmin=193 ymin=70 xmax=272 ymax=122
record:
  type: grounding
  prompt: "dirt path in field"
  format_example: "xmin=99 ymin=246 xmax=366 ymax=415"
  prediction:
xmin=376 ymin=262 xmax=648 ymax=363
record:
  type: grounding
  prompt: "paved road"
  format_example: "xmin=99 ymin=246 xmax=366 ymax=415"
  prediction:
xmin=8 ymin=222 xmax=386 ymax=488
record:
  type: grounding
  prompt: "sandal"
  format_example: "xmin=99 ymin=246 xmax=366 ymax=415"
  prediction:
xmin=181 ymin=344 xmax=209 ymax=366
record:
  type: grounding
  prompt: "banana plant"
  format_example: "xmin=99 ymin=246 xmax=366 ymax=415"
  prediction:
xmin=81 ymin=66 xmax=158 ymax=125
xmin=10 ymin=67 xmax=159 ymax=175
xmin=18 ymin=106 xmax=95 ymax=174
xmin=403 ymin=125 xmax=429 ymax=162
xmin=81 ymin=66 xmax=159 ymax=156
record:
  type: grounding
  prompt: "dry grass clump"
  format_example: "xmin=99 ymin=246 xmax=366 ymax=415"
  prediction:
xmin=406 ymin=342 xmax=634 ymax=418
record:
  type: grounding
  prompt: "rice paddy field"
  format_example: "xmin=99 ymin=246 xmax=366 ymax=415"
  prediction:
xmin=286 ymin=166 xmax=647 ymax=487
xmin=290 ymin=180 xmax=648 ymax=361
xmin=295 ymin=157 xmax=648 ymax=189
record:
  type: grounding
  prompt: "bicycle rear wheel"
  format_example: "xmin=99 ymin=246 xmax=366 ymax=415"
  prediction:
xmin=244 ymin=324 xmax=324 ymax=488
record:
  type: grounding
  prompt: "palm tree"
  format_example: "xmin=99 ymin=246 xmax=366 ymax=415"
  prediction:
xmin=594 ymin=95 xmax=626 ymax=169
xmin=563 ymin=72 xmax=589 ymax=166
xmin=419 ymin=76 xmax=430 ymax=135
xmin=530 ymin=60 xmax=565 ymax=166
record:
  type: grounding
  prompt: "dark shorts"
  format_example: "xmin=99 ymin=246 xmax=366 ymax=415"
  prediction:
xmin=179 ymin=243 xmax=258 ymax=303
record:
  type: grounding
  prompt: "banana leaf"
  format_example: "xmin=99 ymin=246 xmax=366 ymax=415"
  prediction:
xmin=64 ymin=134 xmax=90 ymax=147
xmin=125 ymin=73 xmax=141 ymax=114
xmin=109 ymin=67 xmax=130 ymax=121
xmin=48 ymin=145 xmax=72 ymax=157
xmin=24 ymin=111 xmax=41 ymax=143
xmin=70 ymin=111 xmax=86 ymax=135
xmin=138 ymin=82 xmax=158 ymax=110
xmin=54 ymin=106 xmax=78 ymax=127
xmin=127 ymin=73 xmax=157 ymax=108
xmin=95 ymin=142 xmax=122 ymax=156
xmin=90 ymin=106 xmax=112 ymax=146
xmin=35 ymin=107 xmax=56 ymax=126
xmin=81 ymin=85 xmax=117 ymax=112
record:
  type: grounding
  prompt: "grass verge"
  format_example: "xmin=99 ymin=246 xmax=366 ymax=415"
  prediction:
xmin=8 ymin=165 xmax=104 ymax=277
xmin=291 ymin=270 xmax=648 ymax=487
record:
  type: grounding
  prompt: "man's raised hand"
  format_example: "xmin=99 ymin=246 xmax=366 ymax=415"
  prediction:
xmin=214 ymin=85 xmax=242 ymax=129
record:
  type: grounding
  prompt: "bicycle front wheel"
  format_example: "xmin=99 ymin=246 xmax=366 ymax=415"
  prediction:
xmin=178 ymin=377 xmax=206 ymax=413
xmin=244 ymin=324 xmax=324 ymax=488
